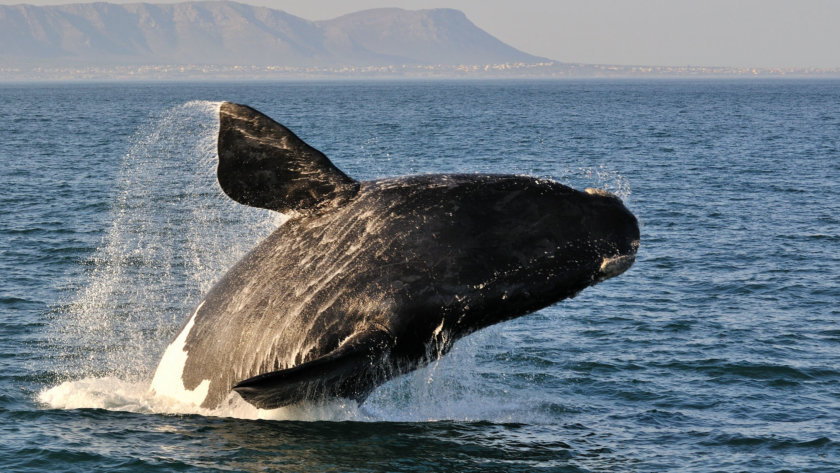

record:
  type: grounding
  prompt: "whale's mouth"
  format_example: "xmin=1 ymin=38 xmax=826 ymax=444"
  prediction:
xmin=596 ymin=239 xmax=639 ymax=282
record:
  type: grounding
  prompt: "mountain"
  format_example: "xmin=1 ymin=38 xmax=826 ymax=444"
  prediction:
xmin=0 ymin=1 xmax=547 ymax=68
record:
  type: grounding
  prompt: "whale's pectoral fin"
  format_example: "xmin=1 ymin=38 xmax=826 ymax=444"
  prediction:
xmin=217 ymin=102 xmax=360 ymax=214
xmin=232 ymin=328 xmax=394 ymax=409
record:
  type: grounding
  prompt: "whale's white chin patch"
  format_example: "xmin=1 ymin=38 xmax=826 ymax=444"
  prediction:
xmin=598 ymin=253 xmax=636 ymax=280
xmin=149 ymin=302 xmax=210 ymax=407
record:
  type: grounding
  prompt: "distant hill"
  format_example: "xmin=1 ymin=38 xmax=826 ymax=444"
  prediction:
xmin=0 ymin=1 xmax=548 ymax=68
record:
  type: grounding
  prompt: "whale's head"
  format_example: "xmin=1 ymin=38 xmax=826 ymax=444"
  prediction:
xmin=399 ymin=175 xmax=640 ymax=336
xmin=576 ymin=187 xmax=640 ymax=283
xmin=346 ymin=173 xmax=640 ymax=349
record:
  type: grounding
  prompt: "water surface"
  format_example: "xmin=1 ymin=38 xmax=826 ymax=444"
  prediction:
xmin=1 ymin=80 xmax=838 ymax=472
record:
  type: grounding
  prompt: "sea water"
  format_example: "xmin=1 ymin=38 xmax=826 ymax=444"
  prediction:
xmin=1 ymin=81 xmax=838 ymax=472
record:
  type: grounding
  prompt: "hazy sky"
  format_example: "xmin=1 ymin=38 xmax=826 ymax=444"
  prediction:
xmin=5 ymin=0 xmax=839 ymax=68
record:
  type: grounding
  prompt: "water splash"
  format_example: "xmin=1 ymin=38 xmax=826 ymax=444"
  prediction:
xmin=39 ymin=326 xmax=525 ymax=423
xmin=38 ymin=377 xmax=365 ymax=421
xmin=48 ymin=101 xmax=279 ymax=382
xmin=562 ymin=165 xmax=632 ymax=201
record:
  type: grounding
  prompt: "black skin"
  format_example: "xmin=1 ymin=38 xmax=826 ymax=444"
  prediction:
xmin=172 ymin=103 xmax=639 ymax=409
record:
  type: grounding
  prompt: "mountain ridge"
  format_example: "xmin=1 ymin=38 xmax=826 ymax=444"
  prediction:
xmin=0 ymin=1 xmax=548 ymax=67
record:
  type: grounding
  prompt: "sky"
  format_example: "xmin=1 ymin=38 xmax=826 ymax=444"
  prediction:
xmin=5 ymin=0 xmax=839 ymax=68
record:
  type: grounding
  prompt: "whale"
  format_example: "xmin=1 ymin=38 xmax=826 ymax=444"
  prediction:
xmin=150 ymin=102 xmax=640 ymax=410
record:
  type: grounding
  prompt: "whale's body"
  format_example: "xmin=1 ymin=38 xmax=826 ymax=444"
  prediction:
xmin=151 ymin=102 xmax=640 ymax=409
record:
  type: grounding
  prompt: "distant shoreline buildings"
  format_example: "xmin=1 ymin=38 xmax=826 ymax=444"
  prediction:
xmin=2 ymin=62 xmax=839 ymax=82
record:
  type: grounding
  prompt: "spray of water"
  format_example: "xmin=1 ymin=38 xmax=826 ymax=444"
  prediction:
xmin=42 ymin=101 xmax=282 ymax=412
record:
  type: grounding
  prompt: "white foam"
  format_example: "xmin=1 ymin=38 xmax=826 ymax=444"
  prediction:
xmin=37 ymin=376 xmax=365 ymax=421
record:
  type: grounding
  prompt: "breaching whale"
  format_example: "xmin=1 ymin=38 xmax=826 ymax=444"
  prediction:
xmin=150 ymin=102 xmax=640 ymax=410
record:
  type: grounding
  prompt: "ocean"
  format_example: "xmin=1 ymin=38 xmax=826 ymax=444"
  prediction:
xmin=1 ymin=80 xmax=838 ymax=472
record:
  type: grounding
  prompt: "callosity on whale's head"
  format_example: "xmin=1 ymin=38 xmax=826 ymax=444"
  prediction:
xmin=151 ymin=102 xmax=639 ymax=410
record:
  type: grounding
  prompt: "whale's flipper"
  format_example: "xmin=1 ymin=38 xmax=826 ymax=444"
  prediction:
xmin=217 ymin=102 xmax=360 ymax=214
xmin=232 ymin=328 xmax=395 ymax=408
